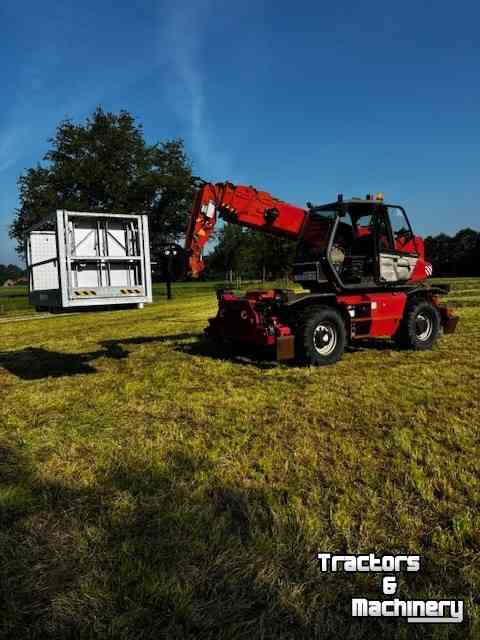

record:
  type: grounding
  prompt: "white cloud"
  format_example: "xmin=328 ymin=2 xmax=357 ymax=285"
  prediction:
xmin=160 ymin=3 xmax=232 ymax=180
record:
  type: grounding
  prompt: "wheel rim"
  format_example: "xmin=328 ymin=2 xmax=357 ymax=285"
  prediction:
xmin=313 ymin=322 xmax=337 ymax=356
xmin=416 ymin=313 xmax=433 ymax=341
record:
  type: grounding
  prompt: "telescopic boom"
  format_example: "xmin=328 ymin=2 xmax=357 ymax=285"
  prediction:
xmin=185 ymin=181 xmax=307 ymax=276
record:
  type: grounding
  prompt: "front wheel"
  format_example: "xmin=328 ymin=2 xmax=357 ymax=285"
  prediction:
xmin=295 ymin=306 xmax=346 ymax=366
xmin=394 ymin=299 xmax=441 ymax=350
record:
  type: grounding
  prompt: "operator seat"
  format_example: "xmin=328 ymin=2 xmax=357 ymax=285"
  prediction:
xmin=341 ymin=227 xmax=376 ymax=284
xmin=351 ymin=230 xmax=375 ymax=256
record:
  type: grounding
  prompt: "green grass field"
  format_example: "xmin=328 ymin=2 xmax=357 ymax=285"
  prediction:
xmin=1 ymin=280 xmax=479 ymax=638
xmin=0 ymin=286 xmax=32 ymax=316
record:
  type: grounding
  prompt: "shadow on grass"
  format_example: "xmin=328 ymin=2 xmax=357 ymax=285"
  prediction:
xmin=0 ymin=333 xmax=281 ymax=380
xmin=0 ymin=442 xmax=459 ymax=639
xmin=178 ymin=337 xmax=400 ymax=368
xmin=0 ymin=291 xmax=28 ymax=299
xmin=0 ymin=347 xmax=98 ymax=379
xmin=175 ymin=339 xmax=279 ymax=370
xmin=99 ymin=332 xmax=199 ymax=349
xmin=346 ymin=339 xmax=397 ymax=354
xmin=0 ymin=333 xmax=432 ymax=380
xmin=0 ymin=333 xmax=200 ymax=380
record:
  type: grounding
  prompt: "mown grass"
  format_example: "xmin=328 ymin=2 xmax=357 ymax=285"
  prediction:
xmin=0 ymin=287 xmax=32 ymax=316
xmin=0 ymin=279 xmax=479 ymax=639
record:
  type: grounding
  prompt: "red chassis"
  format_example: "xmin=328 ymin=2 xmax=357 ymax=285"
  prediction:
xmin=206 ymin=288 xmax=457 ymax=362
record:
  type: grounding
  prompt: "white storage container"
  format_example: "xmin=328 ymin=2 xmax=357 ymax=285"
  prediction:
xmin=26 ymin=210 xmax=152 ymax=311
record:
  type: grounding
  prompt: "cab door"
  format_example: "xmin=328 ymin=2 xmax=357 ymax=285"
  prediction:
xmin=377 ymin=206 xmax=419 ymax=284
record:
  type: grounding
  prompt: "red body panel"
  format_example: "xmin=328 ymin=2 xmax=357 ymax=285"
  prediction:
xmin=337 ymin=292 xmax=407 ymax=337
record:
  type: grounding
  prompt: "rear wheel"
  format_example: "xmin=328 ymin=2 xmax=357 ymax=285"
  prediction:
xmin=295 ymin=306 xmax=346 ymax=366
xmin=394 ymin=299 xmax=440 ymax=350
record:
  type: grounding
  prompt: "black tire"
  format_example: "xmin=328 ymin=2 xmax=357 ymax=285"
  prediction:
xmin=394 ymin=299 xmax=441 ymax=351
xmin=295 ymin=306 xmax=346 ymax=366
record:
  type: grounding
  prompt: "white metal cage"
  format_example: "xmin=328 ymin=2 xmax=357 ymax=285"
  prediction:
xmin=26 ymin=210 xmax=152 ymax=310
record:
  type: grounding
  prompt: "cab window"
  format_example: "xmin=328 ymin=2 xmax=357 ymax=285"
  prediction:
xmin=388 ymin=207 xmax=414 ymax=253
xmin=296 ymin=210 xmax=336 ymax=261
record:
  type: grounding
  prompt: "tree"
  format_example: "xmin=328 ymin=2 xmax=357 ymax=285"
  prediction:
xmin=425 ymin=229 xmax=479 ymax=276
xmin=454 ymin=228 xmax=479 ymax=275
xmin=204 ymin=225 xmax=246 ymax=278
xmin=205 ymin=224 xmax=296 ymax=280
xmin=9 ymin=107 xmax=194 ymax=260
xmin=0 ymin=264 xmax=25 ymax=285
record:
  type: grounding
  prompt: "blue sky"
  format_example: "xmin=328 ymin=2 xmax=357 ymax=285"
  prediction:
xmin=1 ymin=0 xmax=479 ymax=265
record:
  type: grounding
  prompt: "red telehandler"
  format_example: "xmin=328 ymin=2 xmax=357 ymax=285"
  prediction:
xmin=184 ymin=180 xmax=458 ymax=365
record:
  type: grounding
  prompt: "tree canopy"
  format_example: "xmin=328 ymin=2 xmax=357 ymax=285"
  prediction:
xmin=204 ymin=225 xmax=296 ymax=280
xmin=9 ymin=107 xmax=194 ymax=259
xmin=425 ymin=229 xmax=480 ymax=276
xmin=0 ymin=264 xmax=25 ymax=285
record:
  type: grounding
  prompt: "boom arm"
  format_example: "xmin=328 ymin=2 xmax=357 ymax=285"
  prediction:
xmin=185 ymin=181 xmax=307 ymax=276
